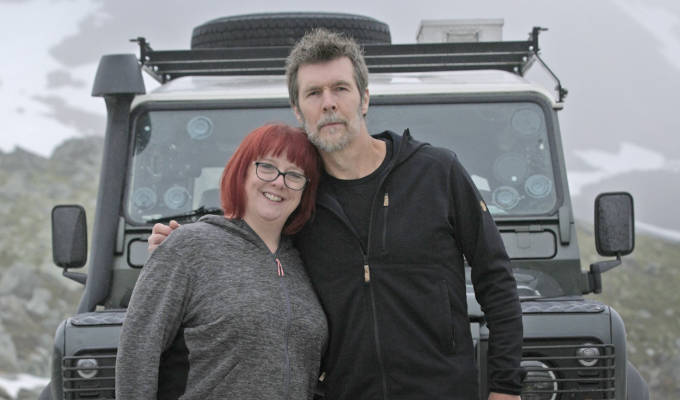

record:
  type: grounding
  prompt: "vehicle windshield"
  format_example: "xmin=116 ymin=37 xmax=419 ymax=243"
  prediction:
xmin=127 ymin=101 xmax=557 ymax=223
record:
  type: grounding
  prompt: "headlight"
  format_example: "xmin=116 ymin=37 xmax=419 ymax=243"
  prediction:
xmin=76 ymin=358 xmax=99 ymax=379
xmin=576 ymin=344 xmax=601 ymax=367
xmin=520 ymin=360 xmax=557 ymax=400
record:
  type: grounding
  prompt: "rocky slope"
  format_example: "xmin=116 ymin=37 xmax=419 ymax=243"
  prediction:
xmin=0 ymin=137 xmax=101 ymax=398
xmin=579 ymin=225 xmax=680 ymax=398
xmin=0 ymin=136 xmax=678 ymax=398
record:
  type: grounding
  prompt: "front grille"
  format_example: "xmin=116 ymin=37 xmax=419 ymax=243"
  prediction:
xmin=62 ymin=350 xmax=116 ymax=399
xmin=522 ymin=342 xmax=615 ymax=399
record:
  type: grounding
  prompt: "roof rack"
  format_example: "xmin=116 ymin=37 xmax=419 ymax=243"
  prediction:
xmin=133 ymin=26 xmax=567 ymax=102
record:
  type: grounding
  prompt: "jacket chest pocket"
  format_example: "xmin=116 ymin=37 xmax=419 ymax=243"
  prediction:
xmin=377 ymin=194 xmax=456 ymax=260
xmin=437 ymin=280 xmax=456 ymax=355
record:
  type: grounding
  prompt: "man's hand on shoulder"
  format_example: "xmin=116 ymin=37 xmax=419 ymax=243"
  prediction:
xmin=148 ymin=220 xmax=180 ymax=252
xmin=488 ymin=392 xmax=520 ymax=400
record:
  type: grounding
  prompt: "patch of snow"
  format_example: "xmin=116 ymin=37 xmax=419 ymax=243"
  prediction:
xmin=637 ymin=220 xmax=680 ymax=242
xmin=0 ymin=373 xmax=49 ymax=399
xmin=567 ymin=142 xmax=678 ymax=196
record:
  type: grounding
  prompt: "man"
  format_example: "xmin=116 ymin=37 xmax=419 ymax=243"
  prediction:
xmin=150 ymin=29 xmax=523 ymax=400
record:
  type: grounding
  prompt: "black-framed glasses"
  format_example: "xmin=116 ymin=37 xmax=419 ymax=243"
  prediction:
xmin=254 ymin=162 xmax=308 ymax=191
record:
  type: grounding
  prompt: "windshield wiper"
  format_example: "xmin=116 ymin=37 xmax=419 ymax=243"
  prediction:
xmin=519 ymin=295 xmax=546 ymax=302
xmin=519 ymin=295 xmax=583 ymax=302
xmin=145 ymin=206 xmax=223 ymax=224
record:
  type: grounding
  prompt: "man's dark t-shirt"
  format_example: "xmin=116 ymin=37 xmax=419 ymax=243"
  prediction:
xmin=324 ymin=139 xmax=392 ymax=250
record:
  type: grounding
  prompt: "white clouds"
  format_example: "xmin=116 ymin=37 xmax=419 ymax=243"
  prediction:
xmin=0 ymin=0 xmax=104 ymax=157
xmin=567 ymin=142 xmax=678 ymax=196
xmin=613 ymin=0 xmax=680 ymax=70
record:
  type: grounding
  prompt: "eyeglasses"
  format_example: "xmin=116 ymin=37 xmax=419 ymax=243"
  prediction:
xmin=254 ymin=162 xmax=308 ymax=191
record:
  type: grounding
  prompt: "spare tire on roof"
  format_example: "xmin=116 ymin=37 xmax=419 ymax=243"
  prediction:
xmin=191 ymin=12 xmax=391 ymax=49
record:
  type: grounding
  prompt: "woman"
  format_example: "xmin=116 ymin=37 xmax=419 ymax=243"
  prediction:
xmin=115 ymin=123 xmax=327 ymax=399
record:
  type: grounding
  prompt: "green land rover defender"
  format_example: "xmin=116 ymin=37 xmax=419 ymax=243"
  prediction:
xmin=43 ymin=13 xmax=649 ymax=400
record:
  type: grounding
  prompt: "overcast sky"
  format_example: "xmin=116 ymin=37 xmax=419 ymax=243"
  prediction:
xmin=1 ymin=0 xmax=679 ymax=238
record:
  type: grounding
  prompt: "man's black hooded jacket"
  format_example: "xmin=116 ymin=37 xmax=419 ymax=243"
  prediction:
xmin=296 ymin=130 xmax=524 ymax=399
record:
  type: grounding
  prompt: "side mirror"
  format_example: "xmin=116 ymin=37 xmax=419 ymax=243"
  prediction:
xmin=594 ymin=192 xmax=635 ymax=257
xmin=584 ymin=192 xmax=635 ymax=294
xmin=52 ymin=205 xmax=88 ymax=269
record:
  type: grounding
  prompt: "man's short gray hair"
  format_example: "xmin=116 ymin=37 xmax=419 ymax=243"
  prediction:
xmin=285 ymin=29 xmax=369 ymax=109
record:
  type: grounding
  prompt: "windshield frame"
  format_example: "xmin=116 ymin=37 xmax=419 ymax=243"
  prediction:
xmin=125 ymin=91 xmax=564 ymax=225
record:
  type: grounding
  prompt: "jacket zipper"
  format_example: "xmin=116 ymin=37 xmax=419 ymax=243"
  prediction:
xmin=381 ymin=192 xmax=389 ymax=252
xmin=363 ymin=256 xmax=389 ymax=400
xmin=365 ymin=190 xmax=390 ymax=400
xmin=275 ymin=253 xmax=292 ymax=399
xmin=318 ymin=195 xmax=390 ymax=399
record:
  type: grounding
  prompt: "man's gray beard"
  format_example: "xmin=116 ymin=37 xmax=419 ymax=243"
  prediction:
xmin=301 ymin=107 xmax=362 ymax=153
xmin=304 ymin=122 xmax=351 ymax=153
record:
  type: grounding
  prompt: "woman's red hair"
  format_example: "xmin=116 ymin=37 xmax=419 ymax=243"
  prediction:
xmin=220 ymin=123 xmax=320 ymax=235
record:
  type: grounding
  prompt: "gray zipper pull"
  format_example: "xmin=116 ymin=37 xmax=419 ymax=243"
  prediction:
xmin=364 ymin=264 xmax=371 ymax=283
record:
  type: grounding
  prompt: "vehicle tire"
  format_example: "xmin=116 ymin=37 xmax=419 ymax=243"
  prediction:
xmin=38 ymin=384 xmax=52 ymax=400
xmin=191 ymin=12 xmax=391 ymax=49
xmin=626 ymin=362 xmax=649 ymax=400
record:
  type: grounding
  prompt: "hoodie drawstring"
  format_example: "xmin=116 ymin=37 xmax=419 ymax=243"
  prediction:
xmin=276 ymin=257 xmax=285 ymax=277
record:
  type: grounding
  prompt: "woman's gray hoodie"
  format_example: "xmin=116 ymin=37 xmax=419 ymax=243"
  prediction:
xmin=115 ymin=215 xmax=328 ymax=399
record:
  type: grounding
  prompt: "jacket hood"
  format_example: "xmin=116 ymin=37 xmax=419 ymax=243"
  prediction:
xmin=198 ymin=214 xmax=293 ymax=252
xmin=314 ymin=129 xmax=430 ymax=213
xmin=373 ymin=129 xmax=429 ymax=169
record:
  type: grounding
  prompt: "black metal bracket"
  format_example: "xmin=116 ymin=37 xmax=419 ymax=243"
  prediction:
xmin=130 ymin=37 xmax=161 ymax=82
xmin=63 ymin=269 xmax=87 ymax=285
xmin=584 ymin=255 xmax=622 ymax=294
xmin=132 ymin=26 xmax=567 ymax=103
xmin=527 ymin=27 xmax=567 ymax=103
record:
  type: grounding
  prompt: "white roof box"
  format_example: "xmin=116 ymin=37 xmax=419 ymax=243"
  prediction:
xmin=416 ymin=18 xmax=504 ymax=43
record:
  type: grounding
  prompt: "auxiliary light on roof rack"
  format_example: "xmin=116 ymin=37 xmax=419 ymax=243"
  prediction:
xmin=132 ymin=26 xmax=567 ymax=102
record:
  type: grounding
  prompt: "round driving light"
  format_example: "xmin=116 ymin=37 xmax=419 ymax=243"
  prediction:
xmin=493 ymin=154 xmax=528 ymax=184
xmin=525 ymin=174 xmax=552 ymax=199
xmin=492 ymin=186 xmax=521 ymax=210
xmin=520 ymin=360 xmax=557 ymax=400
xmin=511 ymin=108 xmax=542 ymax=136
xmin=164 ymin=186 xmax=190 ymax=210
xmin=187 ymin=116 xmax=213 ymax=140
xmin=76 ymin=358 xmax=99 ymax=379
xmin=576 ymin=344 xmax=601 ymax=367
xmin=132 ymin=187 xmax=157 ymax=210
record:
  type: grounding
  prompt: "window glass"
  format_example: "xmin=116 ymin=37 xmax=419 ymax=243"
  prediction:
xmin=367 ymin=102 xmax=557 ymax=216
xmin=127 ymin=108 xmax=296 ymax=223
xmin=127 ymin=101 xmax=556 ymax=223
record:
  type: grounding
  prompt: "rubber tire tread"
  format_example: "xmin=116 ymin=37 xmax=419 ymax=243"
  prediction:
xmin=191 ymin=12 xmax=391 ymax=49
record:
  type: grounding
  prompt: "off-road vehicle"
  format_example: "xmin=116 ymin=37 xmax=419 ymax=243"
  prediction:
xmin=43 ymin=12 xmax=649 ymax=399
